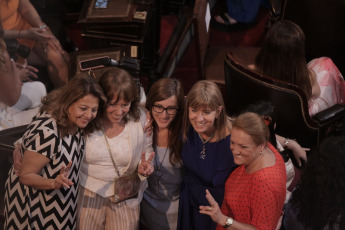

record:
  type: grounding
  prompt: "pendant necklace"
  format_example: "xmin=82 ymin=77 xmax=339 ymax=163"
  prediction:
xmin=153 ymin=147 xmax=168 ymax=193
xmin=198 ymin=132 xmax=215 ymax=159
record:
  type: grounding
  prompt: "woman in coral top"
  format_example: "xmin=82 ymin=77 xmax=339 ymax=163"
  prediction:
xmin=200 ymin=112 xmax=286 ymax=230
xmin=0 ymin=0 xmax=69 ymax=88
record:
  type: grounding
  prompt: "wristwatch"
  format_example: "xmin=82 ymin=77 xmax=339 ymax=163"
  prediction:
xmin=223 ymin=217 xmax=233 ymax=228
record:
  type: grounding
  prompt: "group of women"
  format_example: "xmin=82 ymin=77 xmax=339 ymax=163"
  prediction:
xmin=3 ymin=68 xmax=287 ymax=230
xmin=3 ymin=19 xmax=345 ymax=230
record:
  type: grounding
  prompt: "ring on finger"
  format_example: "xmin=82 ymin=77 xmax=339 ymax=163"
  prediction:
xmin=208 ymin=207 xmax=212 ymax=211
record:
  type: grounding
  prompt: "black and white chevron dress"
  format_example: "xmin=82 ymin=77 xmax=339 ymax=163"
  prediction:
xmin=4 ymin=111 xmax=85 ymax=230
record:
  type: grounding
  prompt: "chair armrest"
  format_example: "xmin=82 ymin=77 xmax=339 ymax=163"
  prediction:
xmin=312 ymin=104 xmax=345 ymax=125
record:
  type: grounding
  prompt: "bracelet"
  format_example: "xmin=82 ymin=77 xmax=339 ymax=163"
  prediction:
xmin=18 ymin=30 xmax=21 ymax=38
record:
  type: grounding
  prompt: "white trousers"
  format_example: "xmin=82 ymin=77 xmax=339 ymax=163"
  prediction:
xmin=0 ymin=81 xmax=46 ymax=130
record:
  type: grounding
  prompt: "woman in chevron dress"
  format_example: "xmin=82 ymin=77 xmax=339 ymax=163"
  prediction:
xmin=4 ymin=74 xmax=106 ymax=230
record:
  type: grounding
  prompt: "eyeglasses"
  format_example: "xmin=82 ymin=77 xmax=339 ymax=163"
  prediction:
xmin=152 ymin=105 xmax=178 ymax=115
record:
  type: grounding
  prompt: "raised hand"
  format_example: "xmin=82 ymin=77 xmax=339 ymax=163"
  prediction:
xmin=138 ymin=152 xmax=155 ymax=177
xmin=53 ymin=161 xmax=74 ymax=189
xmin=199 ymin=189 xmax=226 ymax=225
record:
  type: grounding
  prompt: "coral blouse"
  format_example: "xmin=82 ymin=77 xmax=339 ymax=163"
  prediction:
xmin=217 ymin=143 xmax=286 ymax=230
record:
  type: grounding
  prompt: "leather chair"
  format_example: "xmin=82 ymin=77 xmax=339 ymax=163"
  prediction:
xmin=0 ymin=125 xmax=27 ymax=225
xmin=224 ymin=51 xmax=345 ymax=150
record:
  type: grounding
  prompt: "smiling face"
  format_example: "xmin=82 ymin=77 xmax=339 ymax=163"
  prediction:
xmin=105 ymin=95 xmax=131 ymax=124
xmin=188 ymin=106 xmax=220 ymax=137
xmin=152 ymin=95 xmax=178 ymax=130
xmin=230 ymin=127 xmax=264 ymax=167
xmin=67 ymin=94 xmax=99 ymax=129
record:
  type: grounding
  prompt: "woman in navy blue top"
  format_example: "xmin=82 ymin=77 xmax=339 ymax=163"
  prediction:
xmin=177 ymin=80 xmax=236 ymax=230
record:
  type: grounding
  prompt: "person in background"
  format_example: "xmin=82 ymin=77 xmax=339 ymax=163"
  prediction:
xmin=77 ymin=67 xmax=154 ymax=230
xmin=284 ymin=136 xmax=345 ymax=230
xmin=4 ymin=74 xmax=106 ymax=229
xmin=213 ymin=0 xmax=270 ymax=31
xmin=0 ymin=37 xmax=46 ymax=130
xmin=200 ymin=112 xmax=286 ymax=230
xmin=177 ymin=80 xmax=236 ymax=230
xmin=255 ymin=20 xmax=345 ymax=116
xmin=140 ymin=78 xmax=185 ymax=230
xmin=0 ymin=0 xmax=70 ymax=88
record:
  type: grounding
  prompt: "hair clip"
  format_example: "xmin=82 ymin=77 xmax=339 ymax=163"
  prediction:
xmin=262 ymin=116 xmax=271 ymax=126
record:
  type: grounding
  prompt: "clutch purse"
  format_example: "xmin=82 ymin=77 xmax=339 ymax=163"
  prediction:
xmin=114 ymin=173 xmax=140 ymax=203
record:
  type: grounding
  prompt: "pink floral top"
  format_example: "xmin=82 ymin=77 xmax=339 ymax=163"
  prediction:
xmin=308 ymin=57 xmax=345 ymax=115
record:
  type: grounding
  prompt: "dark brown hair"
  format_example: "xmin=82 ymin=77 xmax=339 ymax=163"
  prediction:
xmin=255 ymin=20 xmax=313 ymax=99
xmin=98 ymin=67 xmax=140 ymax=123
xmin=146 ymin=78 xmax=184 ymax=165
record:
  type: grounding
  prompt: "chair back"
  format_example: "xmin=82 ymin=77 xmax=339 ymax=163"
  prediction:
xmin=225 ymin=52 xmax=319 ymax=148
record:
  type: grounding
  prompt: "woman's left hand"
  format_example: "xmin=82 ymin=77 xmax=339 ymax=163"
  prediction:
xmin=199 ymin=189 xmax=226 ymax=225
xmin=138 ymin=152 xmax=155 ymax=177
xmin=16 ymin=60 xmax=39 ymax=82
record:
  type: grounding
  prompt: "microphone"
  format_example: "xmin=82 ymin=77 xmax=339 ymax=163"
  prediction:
xmin=79 ymin=56 xmax=119 ymax=71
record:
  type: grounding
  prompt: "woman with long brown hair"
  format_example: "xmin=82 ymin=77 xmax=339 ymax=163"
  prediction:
xmin=140 ymin=78 xmax=185 ymax=230
xmin=255 ymin=20 xmax=345 ymax=115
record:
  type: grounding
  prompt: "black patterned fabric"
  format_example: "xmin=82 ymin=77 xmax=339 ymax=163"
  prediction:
xmin=4 ymin=111 xmax=84 ymax=230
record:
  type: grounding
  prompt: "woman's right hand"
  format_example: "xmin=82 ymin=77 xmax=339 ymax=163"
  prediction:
xmin=52 ymin=161 xmax=74 ymax=189
xmin=199 ymin=189 xmax=226 ymax=225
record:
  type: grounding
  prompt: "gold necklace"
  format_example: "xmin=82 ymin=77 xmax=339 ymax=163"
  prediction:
xmin=198 ymin=132 xmax=215 ymax=159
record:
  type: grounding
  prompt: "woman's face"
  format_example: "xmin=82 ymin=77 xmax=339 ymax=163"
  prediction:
xmin=188 ymin=106 xmax=220 ymax=136
xmin=230 ymin=127 xmax=264 ymax=167
xmin=67 ymin=94 xmax=99 ymax=129
xmin=106 ymin=95 xmax=131 ymax=124
xmin=152 ymin=95 xmax=178 ymax=130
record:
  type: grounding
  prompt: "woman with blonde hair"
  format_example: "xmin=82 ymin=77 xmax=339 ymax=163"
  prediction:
xmin=177 ymin=80 xmax=236 ymax=230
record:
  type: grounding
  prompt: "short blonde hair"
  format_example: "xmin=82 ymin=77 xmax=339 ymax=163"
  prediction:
xmin=232 ymin=112 xmax=269 ymax=146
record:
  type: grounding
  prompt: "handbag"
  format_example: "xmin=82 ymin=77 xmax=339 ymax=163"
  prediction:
xmin=102 ymin=124 xmax=141 ymax=203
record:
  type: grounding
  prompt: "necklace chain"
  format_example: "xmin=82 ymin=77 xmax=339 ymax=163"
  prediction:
xmin=198 ymin=132 xmax=215 ymax=159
